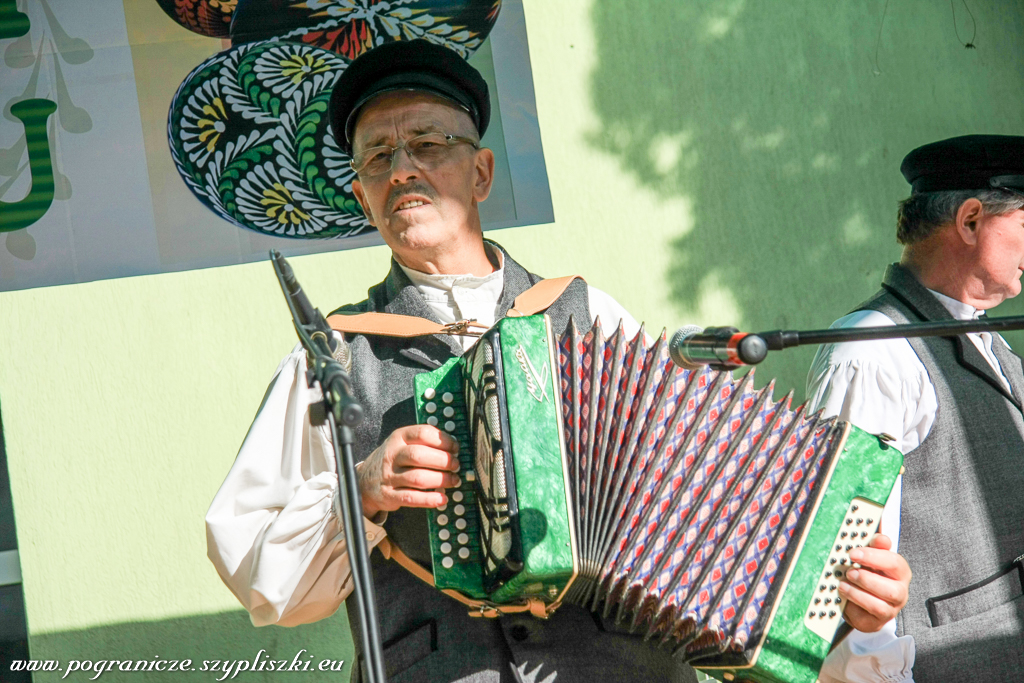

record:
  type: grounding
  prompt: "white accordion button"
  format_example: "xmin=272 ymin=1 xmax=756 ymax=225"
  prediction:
xmin=427 ymin=416 xmax=438 ymax=427
xmin=453 ymin=491 xmax=463 ymax=502
xmin=437 ymin=514 xmax=449 ymax=526
xmin=454 ymin=505 xmax=465 ymax=516
xmin=441 ymin=542 xmax=452 ymax=554
xmin=437 ymin=503 xmax=447 ymax=512
xmin=424 ymin=388 xmax=436 ymax=400
xmin=455 ymin=518 xmax=467 ymax=530
xmin=443 ymin=406 xmax=455 ymax=418
xmin=442 ymin=557 xmax=453 ymax=569
xmin=465 ymin=471 xmax=476 ymax=482
xmin=425 ymin=402 xmax=437 ymax=414
xmin=458 ymin=533 xmax=469 ymax=545
xmin=442 ymin=392 xmax=454 ymax=404
xmin=439 ymin=529 xmax=450 ymax=541
xmin=444 ymin=421 xmax=456 ymax=432
xmin=459 ymin=548 xmax=470 ymax=559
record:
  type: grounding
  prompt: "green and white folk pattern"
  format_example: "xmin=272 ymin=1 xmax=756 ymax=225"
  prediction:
xmin=280 ymin=0 xmax=499 ymax=59
xmin=169 ymin=40 xmax=369 ymax=239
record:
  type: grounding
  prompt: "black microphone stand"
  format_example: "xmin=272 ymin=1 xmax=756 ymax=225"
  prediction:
xmin=270 ymin=251 xmax=387 ymax=683
xmin=732 ymin=316 xmax=1024 ymax=365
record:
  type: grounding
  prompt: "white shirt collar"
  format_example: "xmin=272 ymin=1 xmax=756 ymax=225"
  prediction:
xmin=397 ymin=243 xmax=504 ymax=293
xmin=927 ymin=288 xmax=985 ymax=321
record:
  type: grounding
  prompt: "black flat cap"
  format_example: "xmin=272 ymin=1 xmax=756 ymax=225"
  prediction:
xmin=901 ymin=135 xmax=1024 ymax=195
xmin=329 ymin=40 xmax=490 ymax=156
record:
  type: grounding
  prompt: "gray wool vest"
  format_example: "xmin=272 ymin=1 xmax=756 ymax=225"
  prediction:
xmin=858 ymin=264 xmax=1024 ymax=682
xmin=333 ymin=242 xmax=697 ymax=683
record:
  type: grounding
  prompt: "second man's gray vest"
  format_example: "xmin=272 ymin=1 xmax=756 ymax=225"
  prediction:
xmin=858 ymin=263 xmax=1024 ymax=683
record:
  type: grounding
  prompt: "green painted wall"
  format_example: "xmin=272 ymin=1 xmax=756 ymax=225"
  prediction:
xmin=1 ymin=0 xmax=1022 ymax=680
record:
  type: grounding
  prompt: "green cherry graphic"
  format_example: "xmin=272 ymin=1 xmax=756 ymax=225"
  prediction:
xmin=0 ymin=0 xmax=30 ymax=40
xmin=0 ymin=99 xmax=58 ymax=233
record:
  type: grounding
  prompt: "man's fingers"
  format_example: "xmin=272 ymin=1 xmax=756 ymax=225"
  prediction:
xmin=838 ymin=579 xmax=896 ymax=628
xmin=841 ymin=600 xmax=885 ymax=634
xmin=849 ymin=543 xmax=912 ymax=582
xmin=398 ymin=424 xmax=460 ymax=454
xmin=393 ymin=444 xmax=461 ymax=472
xmin=390 ymin=467 xmax=462 ymax=491
xmin=842 ymin=567 xmax=906 ymax=607
xmin=379 ymin=487 xmax=447 ymax=510
xmin=866 ymin=533 xmax=893 ymax=552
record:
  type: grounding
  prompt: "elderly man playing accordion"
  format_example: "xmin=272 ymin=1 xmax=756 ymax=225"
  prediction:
xmin=207 ymin=39 xmax=907 ymax=683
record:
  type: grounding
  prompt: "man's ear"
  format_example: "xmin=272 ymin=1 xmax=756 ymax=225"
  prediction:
xmin=955 ymin=197 xmax=984 ymax=246
xmin=473 ymin=148 xmax=495 ymax=203
xmin=351 ymin=178 xmax=376 ymax=226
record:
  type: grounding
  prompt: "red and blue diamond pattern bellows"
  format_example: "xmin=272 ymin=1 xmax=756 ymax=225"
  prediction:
xmin=557 ymin=318 xmax=851 ymax=663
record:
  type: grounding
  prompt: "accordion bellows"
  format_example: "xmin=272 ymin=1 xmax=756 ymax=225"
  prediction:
xmin=413 ymin=316 xmax=902 ymax=683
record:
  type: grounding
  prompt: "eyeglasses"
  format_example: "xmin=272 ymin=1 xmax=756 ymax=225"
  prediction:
xmin=349 ymin=133 xmax=480 ymax=177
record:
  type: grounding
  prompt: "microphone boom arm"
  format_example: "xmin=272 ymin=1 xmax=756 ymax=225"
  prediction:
xmin=757 ymin=315 xmax=1024 ymax=355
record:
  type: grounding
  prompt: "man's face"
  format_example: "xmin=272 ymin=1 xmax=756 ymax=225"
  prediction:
xmin=971 ymin=208 xmax=1024 ymax=304
xmin=349 ymin=91 xmax=494 ymax=268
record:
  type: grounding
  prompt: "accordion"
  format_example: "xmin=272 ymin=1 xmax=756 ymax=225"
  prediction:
xmin=412 ymin=315 xmax=902 ymax=683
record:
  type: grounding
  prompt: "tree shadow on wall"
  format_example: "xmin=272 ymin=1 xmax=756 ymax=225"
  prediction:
xmin=587 ymin=0 xmax=1024 ymax=399
xmin=17 ymin=610 xmax=354 ymax=682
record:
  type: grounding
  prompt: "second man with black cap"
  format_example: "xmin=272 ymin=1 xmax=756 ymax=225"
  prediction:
xmin=807 ymin=134 xmax=1024 ymax=682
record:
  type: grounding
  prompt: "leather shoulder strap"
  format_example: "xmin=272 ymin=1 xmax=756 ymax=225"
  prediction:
xmin=326 ymin=276 xmax=585 ymax=337
xmin=376 ymin=537 xmax=556 ymax=619
xmin=505 ymin=276 xmax=584 ymax=318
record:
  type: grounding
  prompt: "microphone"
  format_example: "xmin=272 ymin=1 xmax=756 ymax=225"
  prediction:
xmin=668 ymin=325 xmax=768 ymax=370
xmin=271 ymin=250 xmax=352 ymax=372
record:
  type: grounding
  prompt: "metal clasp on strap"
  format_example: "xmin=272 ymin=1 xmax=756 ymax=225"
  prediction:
xmin=440 ymin=319 xmax=489 ymax=337
xmin=467 ymin=598 xmax=562 ymax=620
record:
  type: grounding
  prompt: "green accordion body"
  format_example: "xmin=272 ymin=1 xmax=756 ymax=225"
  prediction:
xmin=412 ymin=315 xmax=903 ymax=683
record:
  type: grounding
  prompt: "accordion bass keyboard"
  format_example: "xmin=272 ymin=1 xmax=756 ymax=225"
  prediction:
xmin=413 ymin=315 xmax=902 ymax=683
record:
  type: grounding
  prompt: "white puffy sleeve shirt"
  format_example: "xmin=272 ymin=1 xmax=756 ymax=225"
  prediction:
xmin=206 ymin=262 xmax=641 ymax=627
xmin=806 ymin=290 xmax=1011 ymax=683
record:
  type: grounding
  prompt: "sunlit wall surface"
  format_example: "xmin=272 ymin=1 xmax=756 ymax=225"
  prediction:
xmin=1 ymin=1 xmax=1022 ymax=681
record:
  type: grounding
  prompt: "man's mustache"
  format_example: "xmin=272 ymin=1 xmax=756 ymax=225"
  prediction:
xmin=387 ymin=182 xmax=438 ymax=212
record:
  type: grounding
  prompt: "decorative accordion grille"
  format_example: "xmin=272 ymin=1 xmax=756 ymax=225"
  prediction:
xmin=465 ymin=336 xmax=518 ymax=581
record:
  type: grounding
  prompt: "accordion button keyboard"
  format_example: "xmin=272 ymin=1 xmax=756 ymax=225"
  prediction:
xmin=416 ymin=369 xmax=483 ymax=596
xmin=805 ymin=497 xmax=885 ymax=641
xmin=437 ymin=503 xmax=447 ymax=512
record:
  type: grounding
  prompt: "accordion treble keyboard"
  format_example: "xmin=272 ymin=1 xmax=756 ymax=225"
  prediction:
xmin=414 ymin=357 xmax=488 ymax=598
